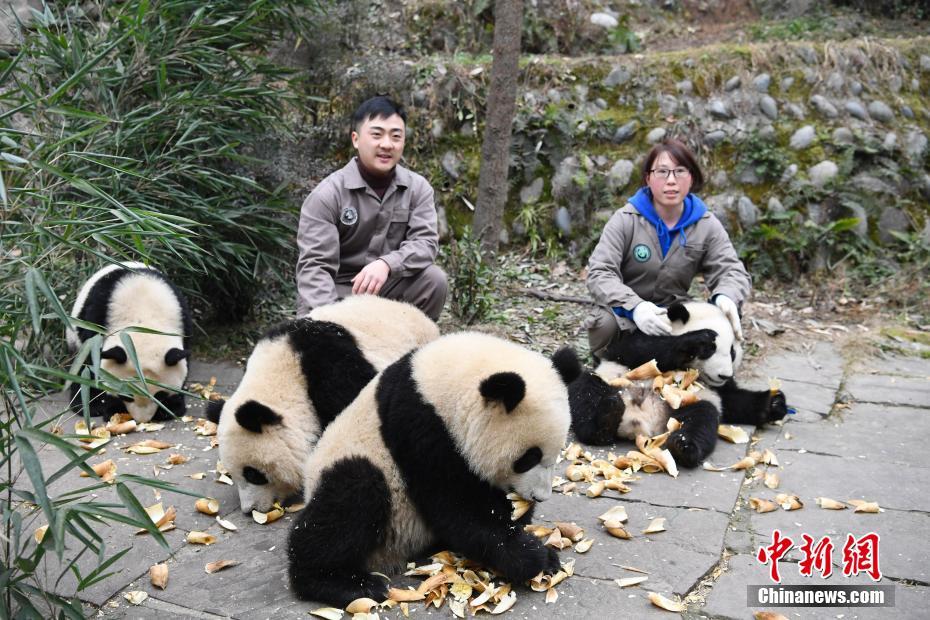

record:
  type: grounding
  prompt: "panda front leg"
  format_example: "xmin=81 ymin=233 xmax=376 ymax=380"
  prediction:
xmin=287 ymin=457 xmax=392 ymax=606
xmin=608 ymin=329 xmax=718 ymax=372
xmin=152 ymin=390 xmax=186 ymax=421
xmin=69 ymin=382 xmax=127 ymax=418
xmin=715 ymin=379 xmax=788 ymax=426
xmin=568 ymin=372 xmax=624 ymax=445
xmin=431 ymin=502 xmax=561 ymax=583
xmin=667 ymin=401 xmax=720 ymax=468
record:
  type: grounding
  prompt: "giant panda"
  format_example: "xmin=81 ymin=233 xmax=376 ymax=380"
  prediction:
xmin=209 ymin=296 xmax=440 ymax=514
xmin=569 ymin=301 xmax=788 ymax=468
xmin=67 ymin=262 xmax=192 ymax=422
xmin=287 ymin=332 xmax=582 ymax=607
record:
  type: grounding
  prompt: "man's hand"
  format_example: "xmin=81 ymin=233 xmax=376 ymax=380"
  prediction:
xmin=351 ymin=259 xmax=391 ymax=295
xmin=714 ymin=294 xmax=743 ymax=342
xmin=632 ymin=301 xmax=672 ymax=336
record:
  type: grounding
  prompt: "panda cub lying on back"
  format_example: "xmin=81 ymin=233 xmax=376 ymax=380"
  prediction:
xmin=288 ymin=332 xmax=582 ymax=606
xmin=569 ymin=301 xmax=788 ymax=467
xmin=67 ymin=262 xmax=192 ymax=422
xmin=208 ymin=296 xmax=439 ymax=513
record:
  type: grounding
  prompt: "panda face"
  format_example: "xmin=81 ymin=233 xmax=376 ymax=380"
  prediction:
xmin=217 ymin=400 xmax=310 ymax=513
xmin=411 ymin=333 xmax=575 ymax=503
xmin=216 ymin=338 xmax=319 ymax=513
xmin=100 ymin=331 xmax=189 ymax=422
xmin=671 ymin=303 xmax=742 ymax=387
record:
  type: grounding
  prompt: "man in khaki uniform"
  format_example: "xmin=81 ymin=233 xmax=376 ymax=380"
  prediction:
xmin=296 ymin=96 xmax=447 ymax=320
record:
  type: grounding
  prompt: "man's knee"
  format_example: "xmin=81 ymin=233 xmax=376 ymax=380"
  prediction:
xmin=415 ymin=265 xmax=447 ymax=321
xmin=422 ymin=265 xmax=448 ymax=302
xmin=381 ymin=264 xmax=447 ymax=321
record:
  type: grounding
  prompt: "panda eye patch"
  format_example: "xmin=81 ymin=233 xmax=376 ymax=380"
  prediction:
xmin=242 ymin=466 xmax=269 ymax=486
xmin=513 ymin=447 xmax=543 ymax=474
xmin=730 ymin=346 xmax=736 ymax=361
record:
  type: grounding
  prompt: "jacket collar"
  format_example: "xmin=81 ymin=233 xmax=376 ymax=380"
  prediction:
xmin=343 ymin=157 xmax=411 ymax=191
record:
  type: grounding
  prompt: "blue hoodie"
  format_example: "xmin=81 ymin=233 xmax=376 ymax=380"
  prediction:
xmin=628 ymin=187 xmax=707 ymax=258
xmin=611 ymin=188 xmax=708 ymax=320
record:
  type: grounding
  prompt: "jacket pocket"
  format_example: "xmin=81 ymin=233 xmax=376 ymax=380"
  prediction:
xmin=390 ymin=208 xmax=410 ymax=223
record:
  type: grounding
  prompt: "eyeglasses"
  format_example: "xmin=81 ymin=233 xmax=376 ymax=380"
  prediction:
xmin=650 ymin=167 xmax=691 ymax=180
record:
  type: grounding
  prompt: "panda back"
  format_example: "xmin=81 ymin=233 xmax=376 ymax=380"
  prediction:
xmin=69 ymin=263 xmax=189 ymax=349
xmin=309 ymin=297 xmax=439 ymax=370
xmin=303 ymin=378 xmax=429 ymax=571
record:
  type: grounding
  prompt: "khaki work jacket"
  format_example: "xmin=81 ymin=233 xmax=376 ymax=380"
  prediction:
xmin=586 ymin=203 xmax=751 ymax=331
xmin=296 ymin=158 xmax=439 ymax=316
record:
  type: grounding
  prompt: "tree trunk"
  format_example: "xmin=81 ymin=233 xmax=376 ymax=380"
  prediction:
xmin=472 ymin=0 xmax=523 ymax=255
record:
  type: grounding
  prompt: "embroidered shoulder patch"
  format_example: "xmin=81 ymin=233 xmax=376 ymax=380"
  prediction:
xmin=633 ymin=244 xmax=652 ymax=262
xmin=340 ymin=206 xmax=358 ymax=226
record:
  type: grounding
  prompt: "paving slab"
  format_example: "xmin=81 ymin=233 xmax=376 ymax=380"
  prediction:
xmin=845 ymin=374 xmax=929 ymax=408
xmin=772 ymin=402 xmax=926 ymax=465
xmin=736 ymin=449 xmax=930 ymax=513
xmin=749 ymin=341 xmax=846 ymax=388
xmin=853 ymin=354 xmax=930 ymax=378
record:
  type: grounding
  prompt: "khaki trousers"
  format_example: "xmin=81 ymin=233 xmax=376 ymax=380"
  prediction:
xmin=334 ymin=264 xmax=448 ymax=322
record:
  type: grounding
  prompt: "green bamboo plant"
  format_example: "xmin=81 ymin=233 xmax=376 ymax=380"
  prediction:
xmin=1 ymin=1 xmax=320 ymax=616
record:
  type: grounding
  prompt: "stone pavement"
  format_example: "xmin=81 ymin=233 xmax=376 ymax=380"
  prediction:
xmin=23 ymin=339 xmax=930 ymax=619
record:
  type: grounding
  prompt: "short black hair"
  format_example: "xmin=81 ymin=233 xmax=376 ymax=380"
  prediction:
xmin=351 ymin=96 xmax=406 ymax=132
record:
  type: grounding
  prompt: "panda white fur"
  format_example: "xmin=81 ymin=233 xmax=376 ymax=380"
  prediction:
xmin=67 ymin=262 xmax=191 ymax=422
xmin=569 ymin=301 xmax=787 ymax=467
xmin=210 ymin=296 xmax=440 ymax=514
xmin=287 ymin=332 xmax=582 ymax=606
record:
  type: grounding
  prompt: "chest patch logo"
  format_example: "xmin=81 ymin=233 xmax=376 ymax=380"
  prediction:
xmin=633 ymin=244 xmax=651 ymax=262
xmin=340 ymin=206 xmax=359 ymax=226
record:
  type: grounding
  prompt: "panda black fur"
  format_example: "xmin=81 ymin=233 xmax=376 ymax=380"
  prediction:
xmin=287 ymin=332 xmax=582 ymax=606
xmin=67 ymin=262 xmax=192 ymax=422
xmin=569 ymin=301 xmax=788 ymax=467
xmin=210 ymin=296 xmax=440 ymax=514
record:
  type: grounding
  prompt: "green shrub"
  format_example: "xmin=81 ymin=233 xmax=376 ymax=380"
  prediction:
xmin=7 ymin=0 xmax=321 ymax=322
xmin=441 ymin=226 xmax=498 ymax=324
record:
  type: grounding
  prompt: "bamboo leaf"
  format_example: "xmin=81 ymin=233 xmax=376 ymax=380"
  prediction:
xmin=114 ymin=483 xmax=169 ymax=551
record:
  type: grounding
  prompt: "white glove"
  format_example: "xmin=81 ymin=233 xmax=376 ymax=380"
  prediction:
xmin=714 ymin=294 xmax=744 ymax=342
xmin=632 ymin=301 xmax=672 ymax=336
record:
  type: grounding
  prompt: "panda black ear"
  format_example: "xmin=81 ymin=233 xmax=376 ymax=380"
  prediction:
xmin=667 ymin=304 xmax=690 ymax=324
xmin=235 ymin=400 xmax=283 ymax=433
xmin=551 ymin=347 xmax=581 ymax=385
xmin=480 ymin=372 xmax=526 ymax=413
xmin=101 ymin=346 xmax=127 ymax=364
xmin=206 ymin=398 xmax=225 ymax=424
xmin=165 ymin=348 xmax=191 ymax=366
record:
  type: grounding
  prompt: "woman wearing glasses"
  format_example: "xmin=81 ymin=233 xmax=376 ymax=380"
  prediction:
xmin=584 ymin=138 xmax=751 ymax=361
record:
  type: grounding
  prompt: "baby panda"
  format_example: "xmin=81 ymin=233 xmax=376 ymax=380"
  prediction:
xmin=287 ymin=332 xmax=582 ymax=607
xmin=67 ymin=262 xmax=191 ymax=422
xmin=209 ymin=296 xmax=440 ymax=514
xmin=569 ymin=301 xmax=787 ymax=468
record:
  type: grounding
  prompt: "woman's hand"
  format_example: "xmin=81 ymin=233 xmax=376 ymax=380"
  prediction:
xmin=714 ymin=294 xmax=743 ymax=342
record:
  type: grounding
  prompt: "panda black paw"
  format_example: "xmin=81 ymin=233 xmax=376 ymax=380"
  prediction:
xmin=764 ymin=391 xmax=789 ymax=424
xmin=354 ymin=573 xmax=390 ymax=602
xmin=502 ymin=542 xmax=560 ymax=583
xmin=543 ymin=547 xmax=562 ymax=576
xmin=669 ymin=329 xmax=717 ymax=369
xmin=667 ymin=431 xmax=704 ymax=469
